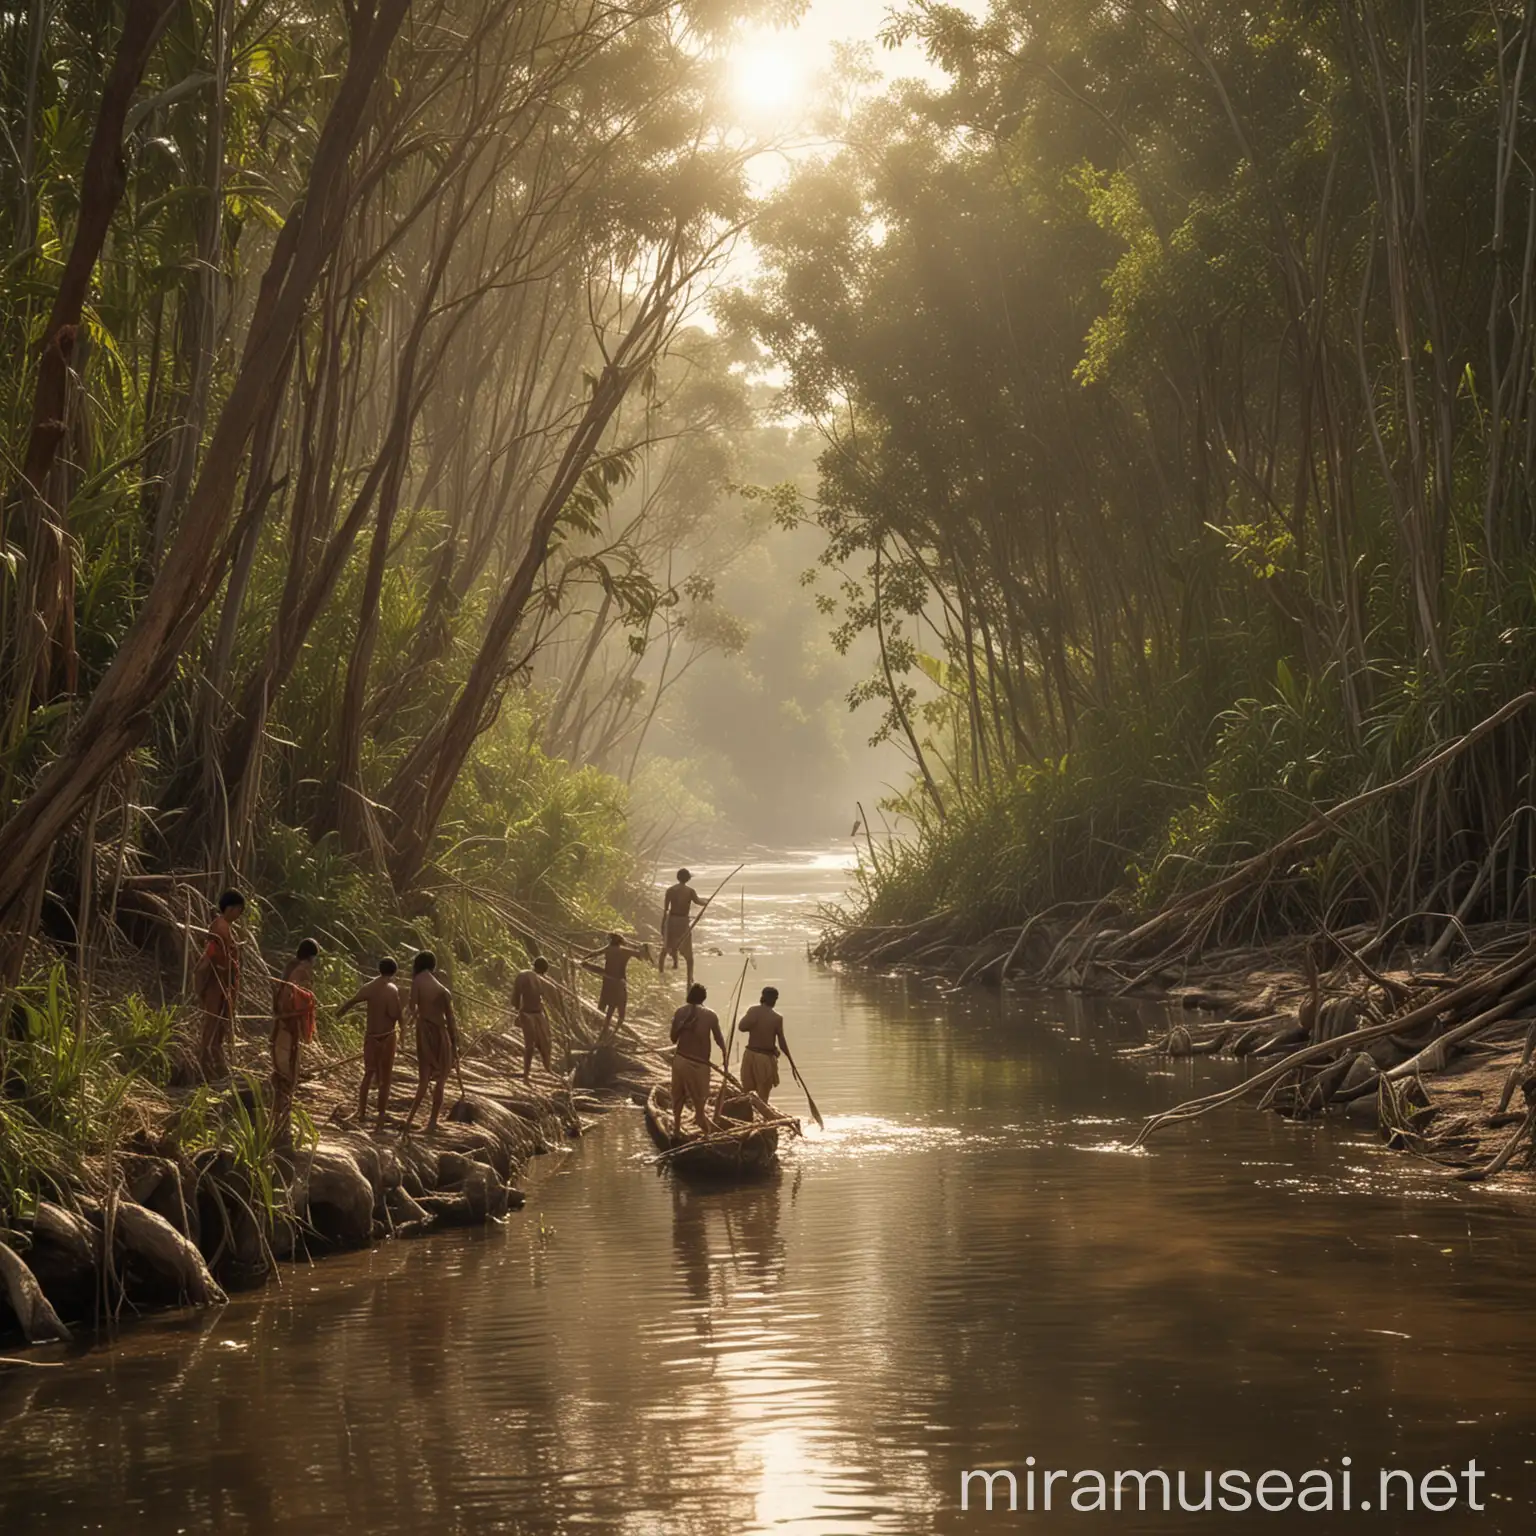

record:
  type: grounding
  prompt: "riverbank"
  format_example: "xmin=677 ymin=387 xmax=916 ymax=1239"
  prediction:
xmin=0 ymin=977 xmax=664 ymax=1355
xmin=819 ymin=911 xmax=1536 ymax=1192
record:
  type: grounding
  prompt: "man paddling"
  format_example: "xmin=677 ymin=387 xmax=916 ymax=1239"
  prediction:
xmin=403 ymin=952 xmax=460 ymax=1134
xmin=735 ymin=986 xmax=798 ymax=1114
xmin=340 ymin=957 xmax=403 ymax=1127
xmin=670 ymin=982 xmax=726 ymax=1138
xmin=514 ymin=955 xmax=555 ymax=1080
xmin=658 ymin=868 xmax=709 ymax=988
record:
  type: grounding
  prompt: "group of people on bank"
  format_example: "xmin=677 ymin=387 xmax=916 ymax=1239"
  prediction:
xmin=192 ymin=890 xmax=558 ymax=1136
xmin=188 ymin=862 xmax=795 ymax=1142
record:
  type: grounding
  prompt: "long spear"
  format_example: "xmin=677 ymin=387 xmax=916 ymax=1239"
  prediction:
xmin=714 ymin=952 xmax=753 ymax=1117
xmin=691 ymin=862 xmax=745 ymax=932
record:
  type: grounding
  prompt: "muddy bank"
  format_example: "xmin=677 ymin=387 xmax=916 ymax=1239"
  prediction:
xmin=819 ymin=911 xmax=1536 ymax=1191
xmin=0 ymin=1005 xmax=661 ymax=1356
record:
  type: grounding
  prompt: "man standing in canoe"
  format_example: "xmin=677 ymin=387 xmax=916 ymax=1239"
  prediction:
xmin=670 ymin=981 xmax=726 ymax=1138
xmin=735 ymin=986 xmax=798 ymax=1114
xmin=339 ymin=957 xmax=403 ymax=1128
xmin=271 ymin=938 xmax=319 ymax=1135
xmin=514 ymin=955 xmax=555 ymax=1080
xmin=403 ymin=951 xmax=460 ymax=1134
xmin=658 ymin=868 xmax=708 ymax=988
xmin=581 ymin=932 xmax=649 ymax=1031
xmin=193 ymin=888 xmax=245 ymax=1079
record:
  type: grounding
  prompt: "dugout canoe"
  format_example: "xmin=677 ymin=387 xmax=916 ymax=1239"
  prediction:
xmin=644 ymin=1083 xmax=780 ymax=1176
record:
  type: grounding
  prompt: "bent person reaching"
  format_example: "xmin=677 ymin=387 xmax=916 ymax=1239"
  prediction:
xmin=582 ymin=933 xmax=649 ymax=1031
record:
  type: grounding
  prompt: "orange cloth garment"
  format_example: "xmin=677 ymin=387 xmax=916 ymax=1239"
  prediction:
xmin=276 ymin=980 xmax=317 ymax=1043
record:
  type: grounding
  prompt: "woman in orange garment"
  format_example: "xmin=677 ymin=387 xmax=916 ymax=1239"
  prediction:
xmin=193 ymin=890 xmax=245 ymax=1080
xmin=271 ymin=938 xmax=319 ymax=1134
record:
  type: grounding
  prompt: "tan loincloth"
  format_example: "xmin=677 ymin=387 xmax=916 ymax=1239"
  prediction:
xmin=671 ymin=1052 xmax=712 ymax=1121
xmin=663 ymin=913 xmax=693 ymax=959
xmin=417 ymin=1017 xmax=452 ymax=1079
xmin=519 ymin=1009 xmax=552 ymax=1056
xmin=740 ymin=1047 xmax=779 ymax=1099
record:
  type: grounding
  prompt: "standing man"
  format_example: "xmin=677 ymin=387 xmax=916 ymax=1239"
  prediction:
xmin=403 ymin=952 xmax=460 ymax=1134
xmin=514 ymin=955 xmax=555 ymax=1080
xmin=340 ymin=957 xmax=403 ymax=1128
xmin=271 ymin=938 xmax=319 ymax=1135
xmin=670 ymin=982 xmax=726 ymax=1138
xmin=582 ymin=933 xmax=650 ymax=1032
xmin=735 ymin=986 xmax=798 ymax=1115
xmin=193 ymin=889 xmax=245 ymax=1080
xmin=658 ymin=868 xmax=709 ymax=988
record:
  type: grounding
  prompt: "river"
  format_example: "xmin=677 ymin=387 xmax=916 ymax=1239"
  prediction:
xmin=3 ymin=850 xmax=1535 ymax=1532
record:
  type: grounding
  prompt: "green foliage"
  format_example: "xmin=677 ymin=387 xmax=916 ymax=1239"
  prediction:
xmin=742 ymin=2 xmax=1536 ymax=946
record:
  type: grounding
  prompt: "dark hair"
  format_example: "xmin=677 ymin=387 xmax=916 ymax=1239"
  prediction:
xmin=686 ymin=982 xmax=707 ymax=1005
xmin=378 ymin=957 xmax=397 ymax=975
xmin=217 ymin=889 xmax=244 ymax=911
xmin=296 ymin=938 xmax=319 ymax=961
xmin=413 ymin=951 xmax=436 ymax=975
xmin=608 ymin=932 xmax=622 ymax=945
xmin=532 ymin=956 xmax=549 ymax=974
xmin=761 ymin=987 xmax=779 ymax=1006
xmin=677 ymin=868 xmax=691 ymax=881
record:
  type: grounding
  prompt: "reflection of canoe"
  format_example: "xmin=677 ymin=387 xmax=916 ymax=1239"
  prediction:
xmin=644 ymin=1084 xmax=779 ymax=1177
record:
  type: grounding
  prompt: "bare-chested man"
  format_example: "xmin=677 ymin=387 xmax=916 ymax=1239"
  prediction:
xmin=736 ymin=986 xmax=798 ymax=1116
xmin=403 ymin=951 xmax=460 ymax=1134
xmin=670 ymin=982 xmax=726 ymax=1138
xmin=581 ymin=933 xmax=649 ymax=1030
xmin=340 ymin=957 xmax=403 ymax=1127
xmin=514 ymin=956 xmax=555 ymax=1079
xmin=193 ymin=889 xmax=244 ymax=1080
xmin=271 ymin=938 xmax=318 ymax=1134
xmin=658 ymin=868 xmax=709 ymax=987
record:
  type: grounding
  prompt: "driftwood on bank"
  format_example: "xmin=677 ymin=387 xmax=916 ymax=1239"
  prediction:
xmin=0 ymin=1241 xmax=70 ymax=1345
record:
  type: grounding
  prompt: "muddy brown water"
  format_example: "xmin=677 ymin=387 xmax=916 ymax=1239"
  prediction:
xmin=3 ymin=850 xmax=1536 ymax=1533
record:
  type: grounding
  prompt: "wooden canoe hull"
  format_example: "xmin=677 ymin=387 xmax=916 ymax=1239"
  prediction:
xmin=644 ymin=1084 xmax=779 ymax=1177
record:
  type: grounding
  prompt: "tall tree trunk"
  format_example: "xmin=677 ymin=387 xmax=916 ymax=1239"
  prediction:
xmin=5 ymin=0 xmax=184 ymax=705
xmin=0 ymin=0 xmax=414 ymax=928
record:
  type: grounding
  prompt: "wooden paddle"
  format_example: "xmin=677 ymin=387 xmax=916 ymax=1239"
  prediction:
xmin=788 ymin=1058 xmax=825 ymax=1132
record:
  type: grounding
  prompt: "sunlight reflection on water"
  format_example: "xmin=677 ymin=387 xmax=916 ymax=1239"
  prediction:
xmin=4 ymin=849 xmax=1536 ymax=1534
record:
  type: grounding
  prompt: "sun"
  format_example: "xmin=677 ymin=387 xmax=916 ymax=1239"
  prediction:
xmin=729 ymin=32 xmax=807 ymax=120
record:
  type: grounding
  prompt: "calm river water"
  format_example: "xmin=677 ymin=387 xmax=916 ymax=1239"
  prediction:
xmin=4 ymin=851 xmax=1536 ymax=1532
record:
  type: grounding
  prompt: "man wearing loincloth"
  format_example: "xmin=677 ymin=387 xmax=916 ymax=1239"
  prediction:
xmin=271 ymin=938 xmax=319 ymax=1135
xmin=735 ymin=986 xmax=799 ymax=1116
xmin=340 ymin=957 xmax=403 ymax=1128
xmin=670 ymin=982 xmax=726 ymax=1138
xmin=193 ymin=889 xmax=245 ymax=1080
xmin=658 ymin=868 xmax=709 ymax=988
xmin=581 ymin=933 xmax=650 ymax=1030
xmin=514 ymin=956 xmax=555 ymax=1080
xmin=403 ymin=951 xmax=460 ymax=1134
